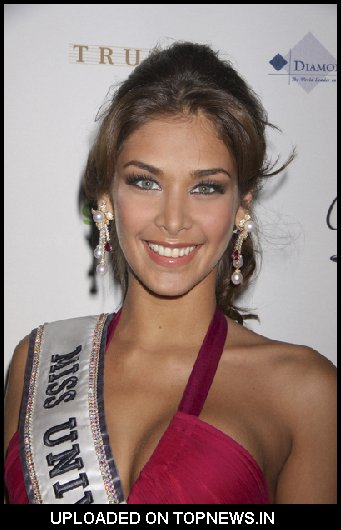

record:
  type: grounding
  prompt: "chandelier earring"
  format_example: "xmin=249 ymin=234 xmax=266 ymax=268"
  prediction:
xmin=92 ymin=201 xmax=114 ymax=275
xmin=231 ymin=213 xmax=254 ymax=285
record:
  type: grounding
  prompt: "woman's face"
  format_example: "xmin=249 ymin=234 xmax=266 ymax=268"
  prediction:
xmin=111 ymin=113 xmax=242 ymax=297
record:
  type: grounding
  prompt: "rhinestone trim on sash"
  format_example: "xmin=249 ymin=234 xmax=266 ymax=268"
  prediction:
xmin=24 ymin=325 xmax=44 ymax=504
xmin=88 ymin=314 xmax=120 ymax=503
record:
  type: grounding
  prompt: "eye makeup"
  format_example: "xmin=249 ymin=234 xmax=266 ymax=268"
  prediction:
xmin=124 ymin=174 xmax=226 ymax=195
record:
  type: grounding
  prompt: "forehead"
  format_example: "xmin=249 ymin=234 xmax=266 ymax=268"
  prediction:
xmin=117 ymin=114 xmax=235 ymax=173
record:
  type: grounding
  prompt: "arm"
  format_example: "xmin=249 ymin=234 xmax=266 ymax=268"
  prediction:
xmin=4 ymin=336 xmax=30 ymax=460
xmin=275 ymin=349 xmax=337 ymax=503
xmin=4 ymin=336 xmax=30 ymax=503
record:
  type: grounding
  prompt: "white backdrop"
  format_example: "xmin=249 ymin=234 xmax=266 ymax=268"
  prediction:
xmin=4 ymin=4 xmax=337 ymax=379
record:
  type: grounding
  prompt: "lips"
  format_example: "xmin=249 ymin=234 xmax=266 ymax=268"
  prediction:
xmin=146 ymin=239 xmax=199 ymax=247
xmin=143 ymin=240 xmax=201 ymax=266
xmin=147 ymin=242 xmax=197 ymax=258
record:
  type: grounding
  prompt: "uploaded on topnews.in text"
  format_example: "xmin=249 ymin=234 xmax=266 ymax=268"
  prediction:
xmin=50 ymin=510 xmax=275 ymax=525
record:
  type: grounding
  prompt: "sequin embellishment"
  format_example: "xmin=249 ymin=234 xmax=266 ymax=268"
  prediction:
xmin=88 ymin=314 xmax=120 ymax=503
xmin=24 ymin=325 xmax=44 ymax=504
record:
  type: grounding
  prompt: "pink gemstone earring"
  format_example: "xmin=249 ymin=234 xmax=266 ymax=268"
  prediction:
xmin=231 ymin=213 xmax=254 ymax=285
xmin=92 ymin=201 xmax=114 ymax=275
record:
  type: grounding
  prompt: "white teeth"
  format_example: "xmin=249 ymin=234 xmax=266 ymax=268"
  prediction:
xmin=148 ymin=243 xmax=196 ymax=258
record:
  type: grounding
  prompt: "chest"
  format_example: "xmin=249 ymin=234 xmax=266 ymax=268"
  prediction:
xmin=103 ymin=349 xmax=290 ymax=502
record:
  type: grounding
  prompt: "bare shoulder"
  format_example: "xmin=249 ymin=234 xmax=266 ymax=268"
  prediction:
xmin=266 ymin=336 xmax=335 ymax=402
xmin=226 ymin=319 xmax=336 ymax=503
xmin=227 ymin=317 xmax=336 ymax=379
xmin=266 ymin=337 xmax=337 ymax=431
xmin=262 ymin=338 xmax=337 ymax=503
xmin=225 ymin=317 xmax=336 ymax=429
xmin=4 ymin=335 xmax=30 ymax=457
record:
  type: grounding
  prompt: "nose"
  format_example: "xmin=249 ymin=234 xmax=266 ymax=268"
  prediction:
xmin=154 ymin=188 xmax=192 ymax=236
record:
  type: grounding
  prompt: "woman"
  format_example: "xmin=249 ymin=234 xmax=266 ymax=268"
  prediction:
xmin=4 ymin=42 xmax=336 ymax=504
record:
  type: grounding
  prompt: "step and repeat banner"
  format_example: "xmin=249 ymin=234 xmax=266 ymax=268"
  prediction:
xmin=4 ymin=4 xmax=337 ymax=377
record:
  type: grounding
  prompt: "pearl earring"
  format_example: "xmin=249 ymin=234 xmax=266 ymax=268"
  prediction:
xmin=92 ymin=201 xmax=114 ymax=275
xmin=231 ymin=213 xmax=254 ymax=285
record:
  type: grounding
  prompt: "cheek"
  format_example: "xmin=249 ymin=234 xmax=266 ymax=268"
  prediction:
xmin=114 ymin=191 xmax=154 ymax=244
xmin=199 ymin=203 xmax=235 ymax=244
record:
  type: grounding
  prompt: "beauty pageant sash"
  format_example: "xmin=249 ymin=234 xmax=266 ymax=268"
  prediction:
xmin=19 ymin=313 xmax=126 ymax=504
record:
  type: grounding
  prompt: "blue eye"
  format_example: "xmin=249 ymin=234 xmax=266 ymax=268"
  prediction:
xmin=191 ymin=181 xmax=225 ymax=195
xmin=125 ymin=175 xmax=225 ymax=195
xmin=125 ymin=175 xmax=161 ymax=191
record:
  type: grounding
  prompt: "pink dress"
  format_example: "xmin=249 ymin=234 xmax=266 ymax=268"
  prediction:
xmin=4 ymin=307 xmax=270 ymax=504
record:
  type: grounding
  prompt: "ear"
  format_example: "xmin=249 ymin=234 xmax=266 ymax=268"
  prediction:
xmin=97 ymin=193 xmax=114 ymax=214
xmin=234 ymin=192 xmax=253 ymax=227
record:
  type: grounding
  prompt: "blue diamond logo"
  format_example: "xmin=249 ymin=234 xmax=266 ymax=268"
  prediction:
xmin=269 ymin=54 xmax=288 ymax=71
xmin=269 ymin=32 xmax=337 ymax=93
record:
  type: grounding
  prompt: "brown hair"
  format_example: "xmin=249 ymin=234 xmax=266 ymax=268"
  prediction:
xmin=83 ymin=41 xmax=294 ymax=323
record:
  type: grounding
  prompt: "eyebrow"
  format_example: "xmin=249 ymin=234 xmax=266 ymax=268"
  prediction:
xmin=123 ymin=160 xmax=232 ymax=179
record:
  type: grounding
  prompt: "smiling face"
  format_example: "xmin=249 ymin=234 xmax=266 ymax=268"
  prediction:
xmin=108 ymin=113 xmax=244 ymax=298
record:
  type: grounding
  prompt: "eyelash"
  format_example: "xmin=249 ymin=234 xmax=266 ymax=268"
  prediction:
xmin=125 ymin=174 xmax=226 ymax=195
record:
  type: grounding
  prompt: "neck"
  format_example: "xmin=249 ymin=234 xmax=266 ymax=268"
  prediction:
xmin=117 ymin=272 xmax=217 ymax=350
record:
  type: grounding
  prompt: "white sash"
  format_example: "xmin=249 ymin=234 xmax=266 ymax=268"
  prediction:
xmin=19 ymin=313 xmax=126 ymax=504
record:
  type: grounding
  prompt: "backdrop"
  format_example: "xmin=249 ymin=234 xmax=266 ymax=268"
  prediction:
xmin=4 ymin=4 xmax=337 ymax=380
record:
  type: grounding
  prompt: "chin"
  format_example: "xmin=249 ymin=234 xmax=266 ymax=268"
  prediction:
xmin=128 ymin=259 xmax=218 ymax=298
xmin=136 ymin=270 xmax=211 ymax=299
xmin=154 ymin=285 xmax=194 ymax=298
xmin=143 ymin=279 xmax=194 ymax=298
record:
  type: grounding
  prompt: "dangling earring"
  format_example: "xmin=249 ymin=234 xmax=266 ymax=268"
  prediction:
xmin=92 ymin=201 xmax=114 ymax=275
xmin=231 ymin=213 xmax=254 ymax=285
